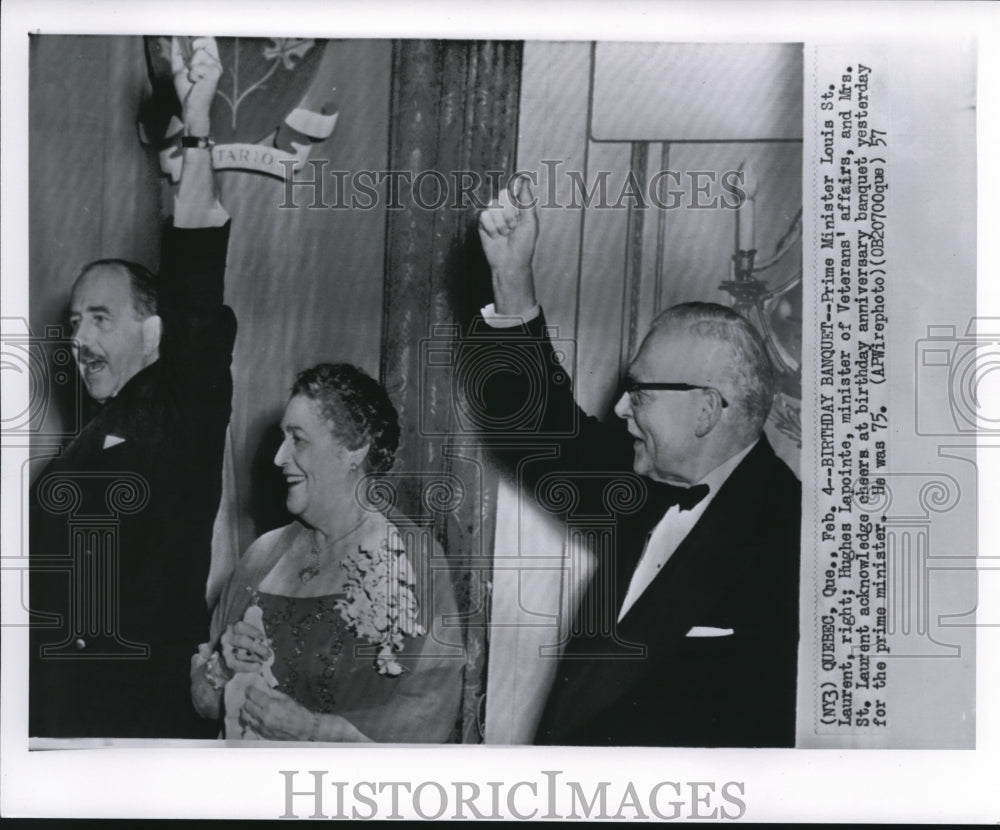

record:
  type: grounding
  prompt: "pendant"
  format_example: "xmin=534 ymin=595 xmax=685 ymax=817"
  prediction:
xmin=298 ymin=564 xmax=320 ymax=584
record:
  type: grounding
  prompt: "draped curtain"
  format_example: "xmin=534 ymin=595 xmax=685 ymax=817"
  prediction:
xmin=380 ymin=39 xmax=523 ymax=743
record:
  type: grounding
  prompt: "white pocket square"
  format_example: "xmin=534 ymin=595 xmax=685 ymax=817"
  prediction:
xmin=685 ymin=626 xmax=734 ymax=638
xmin=102 ymin=434 xmax=126 ymax=449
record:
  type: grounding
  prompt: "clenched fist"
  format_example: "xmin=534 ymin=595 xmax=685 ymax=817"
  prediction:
xmin=478 ymin=175 xmax=539 ymax=316
xmin=171 ymin=36 xmax=222 ymax=135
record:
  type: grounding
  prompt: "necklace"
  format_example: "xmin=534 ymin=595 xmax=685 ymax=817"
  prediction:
xmin=298 ymin=515 xmax=369 ymax=584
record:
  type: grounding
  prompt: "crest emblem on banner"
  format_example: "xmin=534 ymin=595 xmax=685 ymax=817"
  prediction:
xmin=138 ymin=36 xmax=339 ymax=180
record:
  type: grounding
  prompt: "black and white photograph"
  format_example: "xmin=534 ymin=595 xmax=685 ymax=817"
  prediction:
xmin=1 ymin=0 xmax=997 ymax=822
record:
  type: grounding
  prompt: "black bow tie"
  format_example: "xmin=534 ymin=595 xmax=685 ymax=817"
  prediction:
xmin=661 ymin=483 xmax=710 ymax=512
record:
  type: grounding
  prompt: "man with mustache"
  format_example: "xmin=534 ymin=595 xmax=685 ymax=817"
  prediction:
xmin=473 ymin=177 xmax=801 ymax=747
xmin=29 ymin=38 xmax=234 ymax=738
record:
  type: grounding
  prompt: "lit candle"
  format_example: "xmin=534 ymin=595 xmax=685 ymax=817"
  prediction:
xmin=737 ymin=161 xmax=758 ymax=252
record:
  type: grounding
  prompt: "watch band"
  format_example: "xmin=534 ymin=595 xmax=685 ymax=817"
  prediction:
xmin=180 ymin=135 xmax=214 ymax=149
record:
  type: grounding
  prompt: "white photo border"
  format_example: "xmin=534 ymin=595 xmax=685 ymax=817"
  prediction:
xmin=2 ymin=0 xmax=999 ymax=821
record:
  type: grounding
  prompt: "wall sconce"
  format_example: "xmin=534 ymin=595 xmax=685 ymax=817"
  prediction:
xmin=719 ymin=162 xmax=803 ymax=445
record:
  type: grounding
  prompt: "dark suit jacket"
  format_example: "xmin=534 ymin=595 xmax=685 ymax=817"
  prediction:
xmin=29 ymin=223 xmax=235 ymax=739
xmin=467 ymin=311 xmax=800 ymax=747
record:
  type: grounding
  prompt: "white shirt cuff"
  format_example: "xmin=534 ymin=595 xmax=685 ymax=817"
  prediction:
xmin=173 ymin=197 xmax=231 ymax=229
xmin=480 ymin=302 xmax=541 ymax=328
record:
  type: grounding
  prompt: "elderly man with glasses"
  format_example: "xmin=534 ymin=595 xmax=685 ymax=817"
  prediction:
xmin=471 ymin=177 xmax=801 ymax=747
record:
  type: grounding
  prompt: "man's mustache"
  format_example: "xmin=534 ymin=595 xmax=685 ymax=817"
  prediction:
xmin=76 ymin=346 xmax=104 ymax=364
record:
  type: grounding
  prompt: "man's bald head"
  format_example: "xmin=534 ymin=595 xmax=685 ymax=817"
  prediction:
xmin=614 ymin=302 xmax=774 ymax=485
xmin=73 ymin=259 xmax=159 ymax=320
xmin=646 ymin=302 xmax=774 ymax=440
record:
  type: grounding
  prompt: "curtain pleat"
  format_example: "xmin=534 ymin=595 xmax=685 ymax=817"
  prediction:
xmin=381 ymin=39 xmax=522 ymax=742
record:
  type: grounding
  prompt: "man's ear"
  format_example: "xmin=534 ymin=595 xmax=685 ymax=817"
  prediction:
xmin=693 ymin=389 xmax=725 ymax=438
xmin=141 ymin=314 xmax=163 ymax=360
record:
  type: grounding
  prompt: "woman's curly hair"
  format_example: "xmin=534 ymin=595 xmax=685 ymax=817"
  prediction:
xmin=291 ymin=363 xmax=400 ymax=473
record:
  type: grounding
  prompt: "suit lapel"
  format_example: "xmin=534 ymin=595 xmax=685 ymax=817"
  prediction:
xmin=623 ymin=451 xmax=768 ymax=636
xmin=544 ymin=439 xmax=781 ymax=737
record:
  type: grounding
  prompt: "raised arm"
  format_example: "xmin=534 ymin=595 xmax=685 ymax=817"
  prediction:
xmin=470 ymin=179 xmax=635 ymax=499
xmin=156 ymin=36 xmax=235 ymax=396
xmin=171 ymin=36 xmax=228 ymax=229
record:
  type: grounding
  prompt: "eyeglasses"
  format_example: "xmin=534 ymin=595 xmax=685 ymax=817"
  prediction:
xmin=622 ymin=376 xmax=729 ymax=408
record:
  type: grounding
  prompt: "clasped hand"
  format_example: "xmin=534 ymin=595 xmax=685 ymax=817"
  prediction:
xmin=240 ymin=684 xmax=369 ymax=742
xmin=240 ymin=683 xmax=316 ymax=741
xmin=220 ymin=619 xmax=272 ymax=673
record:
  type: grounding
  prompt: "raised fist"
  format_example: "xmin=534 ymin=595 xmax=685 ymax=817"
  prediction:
xmin=478 ymin=175 xmax=539 ymax=315
xmin=171 ymin=36 xmax=222 ymax=134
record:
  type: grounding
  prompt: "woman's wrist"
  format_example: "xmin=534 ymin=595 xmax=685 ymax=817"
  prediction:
xmin=308 ymin=713 xmax=373 ymax=743
xmin=306 ymin=710 xmax=323 ymax=742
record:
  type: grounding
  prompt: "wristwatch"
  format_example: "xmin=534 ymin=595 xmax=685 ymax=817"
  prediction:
xmin=180 ymin=135 xmax=214 ymax=150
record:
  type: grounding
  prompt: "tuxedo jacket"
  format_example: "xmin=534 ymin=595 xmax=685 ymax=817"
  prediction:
xmin=468 ymin=311 xmax=801 ymax=747
xmin=29 ymin=223 xmax=234 ymax=739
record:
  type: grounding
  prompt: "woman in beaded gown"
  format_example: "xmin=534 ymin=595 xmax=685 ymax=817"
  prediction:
xmin=190 ymin=364 xmax=464 ymax=742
